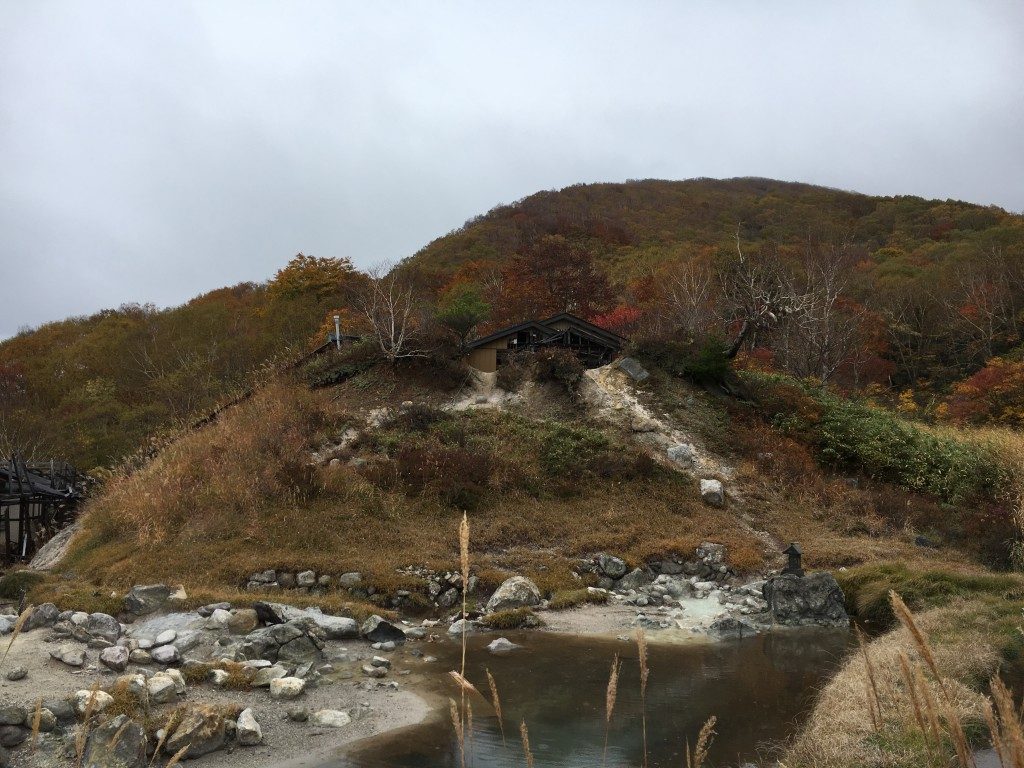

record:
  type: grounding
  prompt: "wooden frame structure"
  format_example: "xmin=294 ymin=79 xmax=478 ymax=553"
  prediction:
xmin=0 ymin=455 xmax=81 ymax=564
xmin=465 ymin=313 xmax=626 ymax=373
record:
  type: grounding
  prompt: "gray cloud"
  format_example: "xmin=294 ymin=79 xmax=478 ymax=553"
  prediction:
xmin=2 ymin=0 xmax=1022 ymax=338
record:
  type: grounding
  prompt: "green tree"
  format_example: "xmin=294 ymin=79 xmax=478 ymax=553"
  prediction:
xmin=437 ymin=284 xmax=490 ymax=350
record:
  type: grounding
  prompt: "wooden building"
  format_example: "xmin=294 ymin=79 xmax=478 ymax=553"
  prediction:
xmin=0 ymin=455 xmax=81 ymax=564
xmin=465 ymin=313 xmax=625 ymax=373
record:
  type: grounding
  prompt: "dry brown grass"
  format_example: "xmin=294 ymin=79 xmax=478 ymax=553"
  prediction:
xmin=786 ymin=599 xmax=1001 ymax=768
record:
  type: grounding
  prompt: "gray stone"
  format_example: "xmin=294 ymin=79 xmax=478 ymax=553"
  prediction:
xmin=252 ymin=665 xmax=288 ymax=687
xmin=227 ymin=608 xmax=259 ymax=634
xmin=360 ymin=615 xmax=406 ymax=644
xmin=0 ymin=707 xmax=25 ymax=727
xmin=362 ymin=664 xmax=387 ymax=678
xmin=616 ymin=357 xmax=649 ymax=382
xmin=128 ymin=649 xmax=151 ymax=664
xmin=297 ymin=570 xmax=317 ymax=587
xmin=83 ymin=713 xmax=147 ymax=767
xmin=0 ymin=726 xmax=25 ymax=748
xmin=123 ymin=584 xmax=171 ymax=616
xmin=311 ymin=709 xmax=351 ymax=728
xmin=24 ymin=602 xmax=59 ymax=631
xmin=277 ymin=572 xmax=297 ymax=589
xmin=667 ymin=444 xmax=695 ymax=467
xmin=312 ymin=614 xmax=358 ymax=640
xmin=50 ymin=645 xmax=86 ymax=667
xmin=4 ymin=667 xmax=26 ymax=682
xmin=617 ymin=568 xmax=654 ymax=592
xmin=486 ymin=637 xmax=519 ymax=654
xmin=338 ymin=572 xmax=362 ymax=588
xmin=42 ymin=698 xmax=75 ymax=724
xmin=697 ymin=542 xmax=726 ymax=564
xmin=236 ymin=708 xmax=262 ymax=746
xmin=73 ymin=690 xmax=113 ymax=715
xmin=708 ymin=616 xmax=759 ymax=639
xmin=700 ymin=479 xmax=725 ymax=507
xmin=151 ymin=644 xmax=180 ymax=665
xmin=447 ymin=619 xmax=476 ymax=635
xmin=597 ymin=554 xmax=628 ymax=579
xmin=269 ymin=677 xmax=306 ymax=699
xmin=147 ymin=672 xmax=178 ymax=704
xmin=287 ymin=708 xmax=308 ymax=722
xmin=86 ymin=613 xmax=122 ymax=642
xmin=164 ymin=707 xmax=226 ymax=759
xmin=485 ymin=576 xmax=542 ymax=613
xmin=36 ymin=708 xmax=56 ymax=733
xmin=763 ymin=572 xmax=849 ymax=627
xmin=99 ymin=645 xmax=130 ymax=672
xmin=197 ymin=602 xmax=231 ymax=617
xmin=153 ymin=629 xmax=176 ymax=646
xmin=437 ymin=588 xmax=459 ymax=608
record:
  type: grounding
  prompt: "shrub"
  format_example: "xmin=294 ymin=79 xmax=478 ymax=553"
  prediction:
xmin=632 ymin=335 xmax=732 ymax=385
xmin=533 ymin=348 xmax=586 ymax=394
xmin=496 ymin=355 xmax=532 ymax=392
xmin=380 ymin=404 xmax=449 ymax=433
xmin=548 ymin=588 xmax=608 ymax=610
xmin=0 ymin=570 xmax=45 ymax=600
xmin=303 ymin=341 xmax=380 ymax=388
xmin=539 ymin=423 xmax=608 ymax=475
xmin=479 ymin=607 xmax=543 ymax=629
xmin=392 ymin=444 xmax=493 ymax=509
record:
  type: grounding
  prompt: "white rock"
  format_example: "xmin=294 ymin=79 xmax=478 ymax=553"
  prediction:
xmin=487 ymin=637 xmax=519 ymax=654
xmin=73 ymin=690 xmax=113 ymax=715
xmin=269 ymin=677 xmax=306 ymax=699
xmin=147 ymin=673 xmax=178 ymax=704
xmin=151 ymin=645 xmax=180 ymax=665
xmin=210 ymin=669 xmax=230 ymax=687
xmin=296 ymin=570 xmax=316 ymax=587
xmin=236 ymin=708 xmax=262 ymax=746
xmin=207 ymin=608 xmax=232 ymax=628
xmin=165 ymin=668 xmax=186 ymax=694
xmin=252 ymin=665 xmax=287 ymax=687
xmin=99 ymin=645 xmax=130 ymax=672
xmin=700 ymin=478 xmax=725 ymax=507
xmin=311 ymin=709 xmax=351 ymax=728
xmin=154 ymin=629 xmax=177 ymax=647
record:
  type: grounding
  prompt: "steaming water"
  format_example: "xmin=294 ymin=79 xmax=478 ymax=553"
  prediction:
xmin=336 ymin=629 xmax=852 ymax=768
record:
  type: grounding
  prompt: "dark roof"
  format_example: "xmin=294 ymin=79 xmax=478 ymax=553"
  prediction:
xmin=467 ymin=313 xmax=626 ymax=351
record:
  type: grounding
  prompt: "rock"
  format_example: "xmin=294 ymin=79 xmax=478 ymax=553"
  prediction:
xmin=297 ymin=570 xmax=317 ymax=587
xmin=708 ymin=616 xmax=759 ymax=639
xmin=43 ymin=698 xmax=76 ymax=724
xmin=210 ymin=669 xmax=229 ymax=687
xmin=372 ymin=641 xmax=397 ymax=651
xmin=0 ymin=726 xmax=24 ymax=749
xmin=487 ymin=637 xmax=519 ymax=654
xmin=206 ymin=608 xmax=232 ymax=628
xmin=617 ymin=568 xmax=654 ymax=592
xmin=50 ymin=645 xmax=86 ymax=667
xmin=165 ymin=668 xmax=186 ymax=694
xmin=164 ymin=706 xmax=226 ymax=759
xmin=312 ymin=614 xmax=358 ymax=640
xmin=197 ymin=602 xmax=231 ymax=617
xmin=338 ymin=572 xmax=362 ymax=588
xmin=700 ymin=479 xmax=724 ymax=507
xmin=252 ymin=665 xmax=287 ymax=687
xmin=147 ymin=673 xmax=179 ymax=704
xmin=312 ymin=709 xmax=351 ymax=728
xmin=616 ymin=357 xmax=649 ymax=382
xmin=763 ymin=573 xmax=849 ymax=627
xmin=86 ymin=613 xmax=122 ymax=642
xmin=447 ymin=619 xmax=476 ymax=635
xmin=360 ymin=615 xmax=406 ymax=644
xmin=437 ymin=588 xmax=459 ymax=608
xmin=83 ymin=713 xmax=147 ymax=768
xmin=485 ymin=576 xmax=542 ymax=613
xmin=4 ymin=667 xmax=26 ymax=682
xmin=362 ymin=664 xmax=387 ymax=678
xmin=99 ymin=645 xmax=130 ymax=672
xmin=123 ymin=584 xmax=171 ymax=616
xmin=73 ymin=690 xmax=113 ymax=715
xmin=129 ymin=649 xmax=152 ymax=664
xmin=667 ymin=444 xmax=695 ymax=467
xmin=250 ymin=569 xmax=277 ymax=584
xmin=0 ymin=707 xmax=25 ymax=727
xmin=226 ymin=609 xmax=258 ymax=634
xmin=278 ymin=572 xmax=297 ymax=589
xmin=36 ymin=708 xmax=56 ymax=732
xmin=115 ymin=673 xmax=149 ymax=701
xmin=371 ymin=655 xmax=391 ymax=668
xmin=697 ymin=542 xmax=726 ymax=564
xmin=236 ymin=708 xmax=262 ymax=746
xmin=0 ymin=617 xmax=11 ymax=635
xmin=151 ymin=645 xmax=180 ymax=665
xmin=154 ymin=629 xmax=177 ymax=646
xmin=597 ymin=554 xmax=628 ymax=579
xmin=318 ymin=575 xmax=332 ymax=587
xmin=24 ymin=602 xmax=59 ymax=631
xmin=660 ymin=560 xmax=684 ymax=576
xmin=269 ymin=677 xmax=306 ymax=699
xmin=287 ymin=708 xmax=309 ymax=722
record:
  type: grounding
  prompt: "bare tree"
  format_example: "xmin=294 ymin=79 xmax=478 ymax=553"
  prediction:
xmin=353 ymin=264 xmax=428 ymax=362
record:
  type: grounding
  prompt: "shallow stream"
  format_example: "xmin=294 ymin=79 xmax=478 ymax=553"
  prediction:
xmin=338 ymin=628 xmax=853 ymax=768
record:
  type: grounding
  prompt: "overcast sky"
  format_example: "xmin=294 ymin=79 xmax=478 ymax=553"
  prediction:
xmin=1 ymin=2 xmax=1022 ymax=338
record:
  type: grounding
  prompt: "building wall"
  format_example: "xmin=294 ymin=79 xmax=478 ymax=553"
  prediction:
xmin=464 ymin=333 xmax=520 ymax=372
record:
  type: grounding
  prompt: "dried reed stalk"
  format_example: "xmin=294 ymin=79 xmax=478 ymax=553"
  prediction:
xmin=486 ymin=668 xmax=506 ymax=746
xmin=150 ymin=709 xmax=182 ymax=767
xmin=686 ymin=715 xmax=717 ymax=768
xmin=990 ymin=676 xmax=1024 ymax=766
xmin=636 ymin=629 xmax=650 ymax=768
xmin=0 ymin=604 xmax=33 ymax=669
xmin=75 ymin=682 xmax=101 ymax=768
xmin=29 ymin=698 xmax=42 ymax=753
xmin=602 ymin=653 xmax=620 ymax=768
xmin=164 ymin=745 xmax=190 ymax=768
xmin=450 ymin=698 xmax=466 ymax=768
xmin=897 ymin=651 xmax=933 ymax=759
xmin=856 ymin=626 xmax=883 ymax=732
xmin=458 ymin=512 xmax=470 ymax=768
xmin=890 ymin=591 xmax=941 ymax=683
xmin=449 ymin=670 xmax=481 ymax=697
xmin=520 ymin=720 xmax=534 ymax=768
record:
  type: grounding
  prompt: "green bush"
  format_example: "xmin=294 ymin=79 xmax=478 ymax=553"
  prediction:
xmin=0 ymin=569 xmax=45 ymax=600
xmin=303 ymin=341 xmax=380 ymax=388
xmin=632 ymin=336 xmax=731 ymax=385
xmin=539 ymin=422 xmax=608 ymax=475
xmin=479 ymin=607 xmax=543 ymax=629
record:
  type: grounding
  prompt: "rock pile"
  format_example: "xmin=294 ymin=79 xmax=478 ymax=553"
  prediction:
xmin=397 ymin=565 xmax=478 ymax=610
xmin=245 ymin=568 xmax=357 ymax=595
xmin=584 ymin=542 xmax=735 ymax=590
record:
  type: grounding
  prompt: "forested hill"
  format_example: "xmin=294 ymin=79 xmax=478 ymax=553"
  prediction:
xmin=3 ymin=177 xmax=1023 ymax=470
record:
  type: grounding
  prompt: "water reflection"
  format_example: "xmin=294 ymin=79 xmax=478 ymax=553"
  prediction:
xmin=341 ymin=629 xmax=852 ymax=768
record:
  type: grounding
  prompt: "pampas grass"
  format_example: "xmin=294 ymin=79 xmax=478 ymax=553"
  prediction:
xmin=856 ymin=627 xmax=882 ymax=733
xmin=520 ymin=720 xmax=534 ymax=768
xmin=602 ymin=653 xmax=620 ymax=768
xmin=486 ymin=668 xmax=505 ymax=747
xmin=686 ymin=716 xmax=717 ymax=768
xmin=0 ymin=604 xmax=32 ymax=670
xmin=29 ymin=698 xmax=42 ymax=753
xmin=636 ymin=629 xmax=650 ymax=768
xmin=75 ymin=682 xmax=101 ymax=768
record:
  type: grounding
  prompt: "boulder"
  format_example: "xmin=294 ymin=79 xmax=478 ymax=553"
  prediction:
xmin=235 ymin=708 xmax=262 ymax=746
xmin=0 ymin=726 xmax=26 ymax=748
xmin=24 ymin=602 xmax=59 ymax=631
xmin=597 ymin=554 xmax=628 ymax=579
xmin=697 ymin=542 xmax=726 ymax=564
xmin=43 ymin=698 xmax=76 ymax=724
xmin=0 ymin=707 xmax=24 ymax=727
xmin=164 ymin=706 xmax=226 ymax=759
xmin=50 ymin=645 xmax=86 ymax=667
xmin=447 ymin=619 xmax=477 ymax=635
xmin=763 ymin=573 xmax=849 ymax=627
xmin=708 ymin=616 xmax=759 ymax=639
xmin=699 ymin=479 xmax=724 ymax=507
xmin=99 ymin=645 xmax=130 ymax=672
xmin=311 ymin=709 xmax=351 ymax=728
xmin=82 ymin=713 xmax=147 ymax=768
xmin=197 ymin=602 xmax=231 ymax=617
xmin=154 ymin=629 xmax=176 ymax=646
xmin=360 ymin=615 xmax=406 ymax=644
xmin=115 ymin=674 xmax=148 ymax=701
xmin=226 ymin=609 xmax=258 ymax=634
xmin=667 ymin=444 xmax=694 ymax=467
xmin=617 ymin=568 xmax=654 ymax=592
xmin=123 ymin=584 xmax=171 ymax=616
xmin=4 ymin=667 xmax=26 ymax=682
xmin=269 ymin=677 xmax=306 ymax=699
xmin=252 ymin=665 xmax=287 ymax=688
xmin=337 ymin=572 xmax=362 ymax=588
xmin=73 ymin=690 xmax=113 ymax=716
xmin=485 ymin=576 xmax=542 ymax=613
xmin=297 ymin=570 xmax=317 ymax=588
xmin=86 ymin=613 xmax=122 ymax=643
xmin=206 ymin=608 xmax=232 ymax=629
xmin=36 ymin=708 xmax=57 ymax=733
xmin=147 ymin=673 xmax=178 ymax=705
xmin=128 ymin=649 xmax=152 ymax=664
xmin=277 ymin=572 xmax=297 ymax=589
xmin=312 ymin=614 xmax=358 ymax=640
xmin=616 ymin=357 xmax=649 ymax=382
